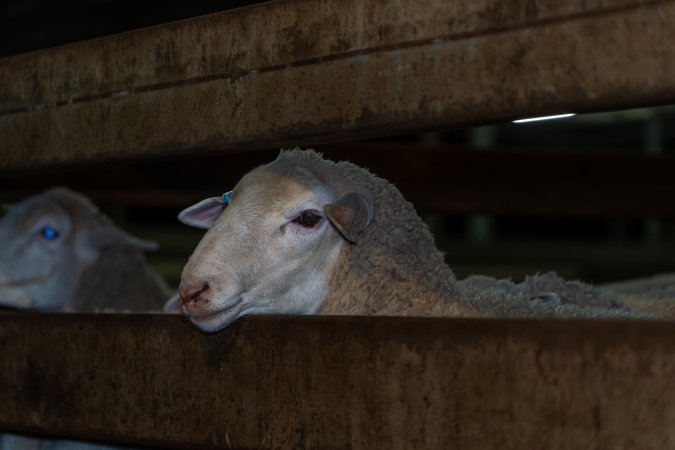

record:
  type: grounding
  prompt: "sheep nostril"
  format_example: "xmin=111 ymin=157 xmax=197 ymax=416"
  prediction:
xmin=179 ymin=282 xmax=209 ymax=305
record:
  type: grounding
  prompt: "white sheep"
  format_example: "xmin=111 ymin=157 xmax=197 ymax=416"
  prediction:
xmin=174 ymin=149 xmax=649 ymax=333
xmin=0 ymin=188 xmax=171 ymax=450
xmin=0 ymin=187 xmax=171 ymax=312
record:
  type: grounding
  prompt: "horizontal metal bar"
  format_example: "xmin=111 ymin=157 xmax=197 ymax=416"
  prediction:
xmin=1 ymin=0 xmax=675 ymax=168
xmin=3 ymin=145 xmax=675 ymax=218
xmin=1 ymin=313 xmax=675 ymax=449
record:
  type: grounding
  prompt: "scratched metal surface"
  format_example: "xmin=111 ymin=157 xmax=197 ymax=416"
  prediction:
xmin=1 ymin=313 xmax=675 ymax=449
xmin=0 ymin=0 xmax=674 ymax=168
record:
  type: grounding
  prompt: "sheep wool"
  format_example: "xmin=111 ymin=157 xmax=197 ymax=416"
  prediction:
xmin=274 ymin=150 xmax=646 ymax=319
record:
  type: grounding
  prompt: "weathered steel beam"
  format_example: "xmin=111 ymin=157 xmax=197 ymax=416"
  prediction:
xmin=3 ymin=145 xmax=675 ymax=218
xmin=1 ymin=313 xmax=674 ymax=449
xmin=1 ymin=0 xmax=675 ymax=168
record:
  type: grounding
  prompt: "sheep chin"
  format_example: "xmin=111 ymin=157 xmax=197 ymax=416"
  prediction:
xmin=0 ymin=286 xmax=34 ymax=310
xmin=188 ymin=297 xmax=245 ymax=332
xmin=0 ymin=271 xmax=36 ymax=308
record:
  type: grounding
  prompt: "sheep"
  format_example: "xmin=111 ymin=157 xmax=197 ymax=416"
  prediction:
xmin=599 ymin=274 xmax=675 ymax=319
xmin=175 ymin=149 xmax=650 ymax=333
xmin=0 ymin=188 xmax=171 ymax=450
xmin=0 ymin=187 xmax=171 ymax=312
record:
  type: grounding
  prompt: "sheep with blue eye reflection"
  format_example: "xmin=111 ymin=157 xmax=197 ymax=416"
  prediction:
xmin=0 ymin=187 xmax=170 ymax=312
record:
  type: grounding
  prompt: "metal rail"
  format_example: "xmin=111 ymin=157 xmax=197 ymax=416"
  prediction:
xmin=1 ymin=0 xmax=674 ymax=168
xmin=2 ymin=314 xmax=675 ymax=449
xmin=3 ymin=145 xmax=675 ymax=218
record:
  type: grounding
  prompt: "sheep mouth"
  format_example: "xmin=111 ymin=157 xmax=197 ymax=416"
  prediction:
xmin=188 ymin=297 xmax=244 ymax=321
xmin=0 ymin=266 xmax=57 ymax=288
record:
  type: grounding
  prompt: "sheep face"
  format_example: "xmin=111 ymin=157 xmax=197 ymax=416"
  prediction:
xmin=0 ymin=197 xmax=78 ymax=310
xmin=178 ymin=163 xmax=373 ymax=332
xmin=0 ymin=188 xmax=157 ymax=311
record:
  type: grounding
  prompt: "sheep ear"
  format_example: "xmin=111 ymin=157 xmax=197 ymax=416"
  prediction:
xmin=88 ymin=226 xmax=159 ymax=251
xmin=324 ymin=193 xmax=374 ymax=244
xmin=178 ymin=197 xmax=225 ymax=229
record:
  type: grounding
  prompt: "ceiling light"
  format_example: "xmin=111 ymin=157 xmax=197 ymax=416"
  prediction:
xmin=512 ymin=113 xmax=576 ymax=124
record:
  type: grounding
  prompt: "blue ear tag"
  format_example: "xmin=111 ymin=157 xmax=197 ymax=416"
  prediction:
xmin=220 ymin=191 xmax=232 ymax=204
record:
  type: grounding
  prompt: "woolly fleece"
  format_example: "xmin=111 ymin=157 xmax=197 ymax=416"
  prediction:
xmin=274 ymin=149 xmax=648 ymax=319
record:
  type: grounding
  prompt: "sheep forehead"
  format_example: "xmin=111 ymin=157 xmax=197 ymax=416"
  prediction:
xmin=2 ymin=197 xmax=69 ymax=235
xmin=234 ymin=168 xmax=332 ymax=213
xmin=41 ymin=188 xmax=100 ymax=220
xmin=3 ymin=188 xmax=98 ymax=229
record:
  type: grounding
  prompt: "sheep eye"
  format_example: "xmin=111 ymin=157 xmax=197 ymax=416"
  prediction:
xmin=40 ymin=226 xmax=60 ymax=240
xmin=293 ymin=210 xmax=322 ymax=228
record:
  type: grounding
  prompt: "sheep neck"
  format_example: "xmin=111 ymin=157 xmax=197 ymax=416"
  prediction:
xmin=313 ymin=158 xmax=473 ymax=317
xmin=72 ymin=247 xmax=170 ymax=312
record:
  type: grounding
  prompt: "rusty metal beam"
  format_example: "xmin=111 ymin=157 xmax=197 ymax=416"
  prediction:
xmin=1 ymin=0 xmax=675 ymax=168
xmin=3 ymin=145 xmax=675 ymax=218
xmin=1 ymin=313 xmax=675 ymax=449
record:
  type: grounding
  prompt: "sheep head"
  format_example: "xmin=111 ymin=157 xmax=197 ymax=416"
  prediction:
xmin=177 ymin=150 xmax=374 ymax=332
xmin=0 ymin=188 xmax=158 ymax=311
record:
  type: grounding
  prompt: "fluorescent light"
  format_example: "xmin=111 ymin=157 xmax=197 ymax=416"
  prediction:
xmin=512 ymin=113 xmax=576 ymax=123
